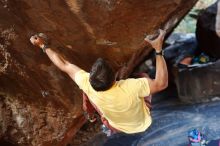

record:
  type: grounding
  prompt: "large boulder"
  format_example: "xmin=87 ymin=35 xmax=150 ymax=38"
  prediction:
xmin=0 ymin=0 xmax=197 ymax=145
xmin=175 ymin=60 xmax=220 ymax=103
xmin=196 ymin=1 xmax=220 ymax=58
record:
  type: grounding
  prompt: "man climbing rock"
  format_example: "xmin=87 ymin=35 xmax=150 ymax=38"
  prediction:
xmin=30 ymin=29 xmax=168 ymax=145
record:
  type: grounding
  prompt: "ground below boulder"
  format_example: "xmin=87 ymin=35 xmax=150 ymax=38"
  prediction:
xmin=83 ymin=99 xmax=220 ymax=146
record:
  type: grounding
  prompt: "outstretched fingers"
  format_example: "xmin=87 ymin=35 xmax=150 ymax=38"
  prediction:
xmin=159 ymin=29 xmax=166 ymax=39
xmin=144 ymin=37 xmax=152 ymax=43
xmin=30 ymin=34 xmax=44 ymax=47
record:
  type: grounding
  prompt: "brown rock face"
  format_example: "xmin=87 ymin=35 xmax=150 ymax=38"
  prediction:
xmin=0 ymin=0 xmax=197 ymax=145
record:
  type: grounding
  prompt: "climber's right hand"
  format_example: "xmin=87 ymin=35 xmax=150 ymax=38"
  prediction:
xmin=30 ymin=34 xmax=45 ymax=48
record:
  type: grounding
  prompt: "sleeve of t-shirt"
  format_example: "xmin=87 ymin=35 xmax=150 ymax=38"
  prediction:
xmin=137 ymin=78 xmax=151 ymax=97
xmin=74 ymin=70 xmax=90 ymax=91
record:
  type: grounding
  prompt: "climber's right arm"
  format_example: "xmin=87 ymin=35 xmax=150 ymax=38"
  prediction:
xmin=30 ymin=34 xmax=81 ymax=81
xmin=44 ymin=48 xmax=81 ymax=80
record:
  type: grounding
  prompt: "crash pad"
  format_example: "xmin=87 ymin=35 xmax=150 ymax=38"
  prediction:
xmin=84 ymin=99 xmax=220 ymax=146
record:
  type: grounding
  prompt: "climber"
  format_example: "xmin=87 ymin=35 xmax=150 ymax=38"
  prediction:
xmin=30 ymin=29 xmax=168 ymax=141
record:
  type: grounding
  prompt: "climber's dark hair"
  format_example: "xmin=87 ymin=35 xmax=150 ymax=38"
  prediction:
xmin=89 ymin=58 xmax=115 ymax=91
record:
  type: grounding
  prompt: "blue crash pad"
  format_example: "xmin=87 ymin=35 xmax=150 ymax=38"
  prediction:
xmin=84 ymin=99 xmax=220 ymax=146
xmin=136 ymin=99 xmax=220 ymax=146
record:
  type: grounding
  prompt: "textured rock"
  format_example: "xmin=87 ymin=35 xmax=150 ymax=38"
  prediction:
xmin=0 ymin=0 xmax=197 ymax=145
xmin=196 ymin=1 xmax=220 ymax=58
xmin=176 ymin=60 xmax=220 ymax=103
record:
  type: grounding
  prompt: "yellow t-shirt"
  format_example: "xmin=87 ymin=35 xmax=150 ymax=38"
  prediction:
xmin=75 ymin=70 xmax=152 ymax=134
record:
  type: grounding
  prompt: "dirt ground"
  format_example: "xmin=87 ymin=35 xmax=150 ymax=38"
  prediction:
xmin=69 ymin=120 xmax=103 ymax=146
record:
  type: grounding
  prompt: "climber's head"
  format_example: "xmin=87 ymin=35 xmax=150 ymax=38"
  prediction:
xmin=89 ymin=58 xmax=115 ymax=91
